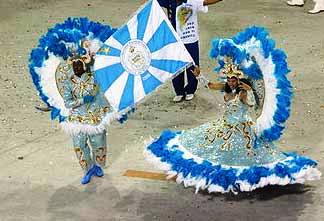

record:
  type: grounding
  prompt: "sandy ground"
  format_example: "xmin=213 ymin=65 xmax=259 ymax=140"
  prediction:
xmin=0 ymin=0 xmax=324 ymax=220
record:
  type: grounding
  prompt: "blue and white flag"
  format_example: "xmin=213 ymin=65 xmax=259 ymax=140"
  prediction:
xmin=94 ymin=0 xmax=193 ymax=112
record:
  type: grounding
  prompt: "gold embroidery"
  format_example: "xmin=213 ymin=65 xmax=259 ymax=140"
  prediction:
xmin=242 ymin=121 xmax=253 ymax=149
xmin=93 ymin=147 xmax=107 ymax=167
xmin=98 ymin=47 xmax=110 ymax=54
xmin=74 ymin=147 xmax=88 ymax=170
xmin=55 ymin=62 xmax=73 ymax=97
xmin=71 ymin=73 xmax=98 ymax=98
xmin=68 ymin=106 xmax=110 ymax=125
xmin=201 ymin=119 xmax=255 ymax=154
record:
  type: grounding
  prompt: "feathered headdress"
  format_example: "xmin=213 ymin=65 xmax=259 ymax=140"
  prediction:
xmin=221 ymin=56 xmax=245 ymax=79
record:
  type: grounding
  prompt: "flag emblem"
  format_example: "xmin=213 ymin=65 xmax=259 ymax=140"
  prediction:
xmin=94 ymin=0 xmax=193 ymax=112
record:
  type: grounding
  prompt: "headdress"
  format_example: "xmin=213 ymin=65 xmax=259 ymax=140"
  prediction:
xmin=221 ymin=56 xmax=244 ymax=79
xmin=67 ymin=45 xmax=91 ymax=71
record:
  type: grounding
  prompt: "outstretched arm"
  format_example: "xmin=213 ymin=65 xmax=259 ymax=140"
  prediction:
xmin=191 ymin=66 xmax=225 ymax=90
xmin=203 ymin=0 xmax=223 ymax=6
xmin=207 ymin=81 xmax=224 ymax=90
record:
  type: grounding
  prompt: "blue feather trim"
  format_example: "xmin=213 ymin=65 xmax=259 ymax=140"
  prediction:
xmin=147 ymin=130 xmax=318 ymax=192
xmin=209 ymin=26 xmax=292 ymax=142
xmin=29 ymin=17 xmax=116 ymax=122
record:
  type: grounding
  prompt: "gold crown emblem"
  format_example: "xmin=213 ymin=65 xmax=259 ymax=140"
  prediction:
xmin=221 ymin=57 xmax=244 ymax=79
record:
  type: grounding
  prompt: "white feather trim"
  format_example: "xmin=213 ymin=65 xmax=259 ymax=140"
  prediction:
xmin=35 ymin=53 xmax=70 ymax=116
xmin=60 ymin=111 xmax=121 ymax=136
xmin=241 ymin=38 xmax=280 ymax=136
xmin=144 ymin=136 xmax=321 ymax=194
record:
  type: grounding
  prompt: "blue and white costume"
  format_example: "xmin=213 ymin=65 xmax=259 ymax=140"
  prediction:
xmin=29 ymin=18 xmax=121 ymax=184
xmin=145 ymin=27 xmax=321 ymax=193
xmin=61 ymin=63 xmax=110 ymax=176
xmin=179 ymin=93 xmax=286 ymax=167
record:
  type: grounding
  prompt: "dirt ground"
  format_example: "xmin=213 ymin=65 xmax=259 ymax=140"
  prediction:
xmin=0 ymin=0 xmax=324 ymax=220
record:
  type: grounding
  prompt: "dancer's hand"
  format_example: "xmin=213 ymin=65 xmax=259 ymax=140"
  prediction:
xmin=238 ymin=82 xmax=251 ymax=91
xmin=191 ymin=65 xmax=201 ymax=77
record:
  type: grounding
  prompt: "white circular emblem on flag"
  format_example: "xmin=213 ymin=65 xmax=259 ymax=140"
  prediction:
xmin=120 ymin=39 xmax=151 ymax=75
xmin=94 ymin=0 xmax=194 ymax=112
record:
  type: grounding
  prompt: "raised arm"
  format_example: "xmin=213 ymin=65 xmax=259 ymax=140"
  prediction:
xmin=238 ymin=82 xmax=255 ymax=107
xmin=203 ymin=0 xmax=223 ymax=6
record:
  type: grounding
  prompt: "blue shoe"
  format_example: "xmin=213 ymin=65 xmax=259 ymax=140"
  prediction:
xmin=94 ymin=165 xmax=104 ymax=177
xmin=81 ymin=166 xmax=96 ymax=185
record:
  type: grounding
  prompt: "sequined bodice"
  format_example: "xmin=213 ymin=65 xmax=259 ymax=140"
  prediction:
xmin=223 ymin=95 xmax=251 ymax=124
xmin=178 ymin=95 xmax=285 ymax=166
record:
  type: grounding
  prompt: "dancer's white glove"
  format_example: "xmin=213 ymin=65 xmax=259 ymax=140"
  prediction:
xmin=191 ymin=65 xmax=210 ymax=89
xmin=196 ymin=75 xmax=210 ymax=88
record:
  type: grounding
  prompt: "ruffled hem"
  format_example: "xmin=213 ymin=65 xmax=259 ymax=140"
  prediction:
xmin=145 ymin=130 xmax=321 ymax=194
xmin=60 ymin=111 xmax=121 ymax=136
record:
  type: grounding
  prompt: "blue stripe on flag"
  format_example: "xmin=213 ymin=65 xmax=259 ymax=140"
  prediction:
xmin=114 ymin=25 xmax=131 ymax=46
xmin=150 ymin=59 xmax=188 ymax=74
xmin=147 ymin=20 xmax=177 ymax=53
xmin=118 ymin=74 xmax=134 ymax=111
xmin=137 ymin=0 xmax=153 ymax=40
xmin=97 ymin=45 xmax=121 ymax=57
xmin=94 ymin=63 xmax=124 ymax=92
xmin=141 ymin=71 xmax=162 ymax=94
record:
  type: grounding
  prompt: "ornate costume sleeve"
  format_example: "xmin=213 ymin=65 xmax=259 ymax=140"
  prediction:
xmin=63 ymin=82 xmax=84 ymax=109
xmin=245 ymin=90 xmax=256 ymax=107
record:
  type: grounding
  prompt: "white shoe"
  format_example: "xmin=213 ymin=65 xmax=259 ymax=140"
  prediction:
xmin=185 ymin=94 xmax=194 ymax=101
xmin=308 ymin=2 xmax=324 ymax=14
xmin=286 ymin=0 xmax=304 ymax=6
xmin=308 ymin=8 xmax=324 ymax=13
xmin=173 ymin=95 xmax=183 ymax=102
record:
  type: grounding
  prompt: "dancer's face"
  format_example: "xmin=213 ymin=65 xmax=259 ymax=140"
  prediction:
xmin=73 ymin=60 xmax=86 ymax=77
xmin=227 ymin=77 xmax=238 ymax=90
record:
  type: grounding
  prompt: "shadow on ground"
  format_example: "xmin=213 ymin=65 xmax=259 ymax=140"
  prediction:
xmin=0 ymin=178 xmax=316 ymax=221
xmin=112 ymin=184 xmax=314 ymax=221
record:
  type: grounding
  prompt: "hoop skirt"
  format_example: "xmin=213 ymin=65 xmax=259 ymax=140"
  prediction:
xmin=145 ymin=95 xmax=321 ymax=193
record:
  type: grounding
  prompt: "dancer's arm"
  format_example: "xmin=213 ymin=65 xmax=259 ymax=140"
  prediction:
xmin=62 ymin=81 xmax=92 ymax=109
xmin=203 ymin=0 xmax=223 ymax=6
xmin=207 ymin=81 xmax=225 ymax=90
xmin=192 ymin=66 xmax=225 ymax=90
xmin=238 ymin=82 xmax=255 ymax=106
xmin=63 ymin=86 xmax=83 ymax=109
